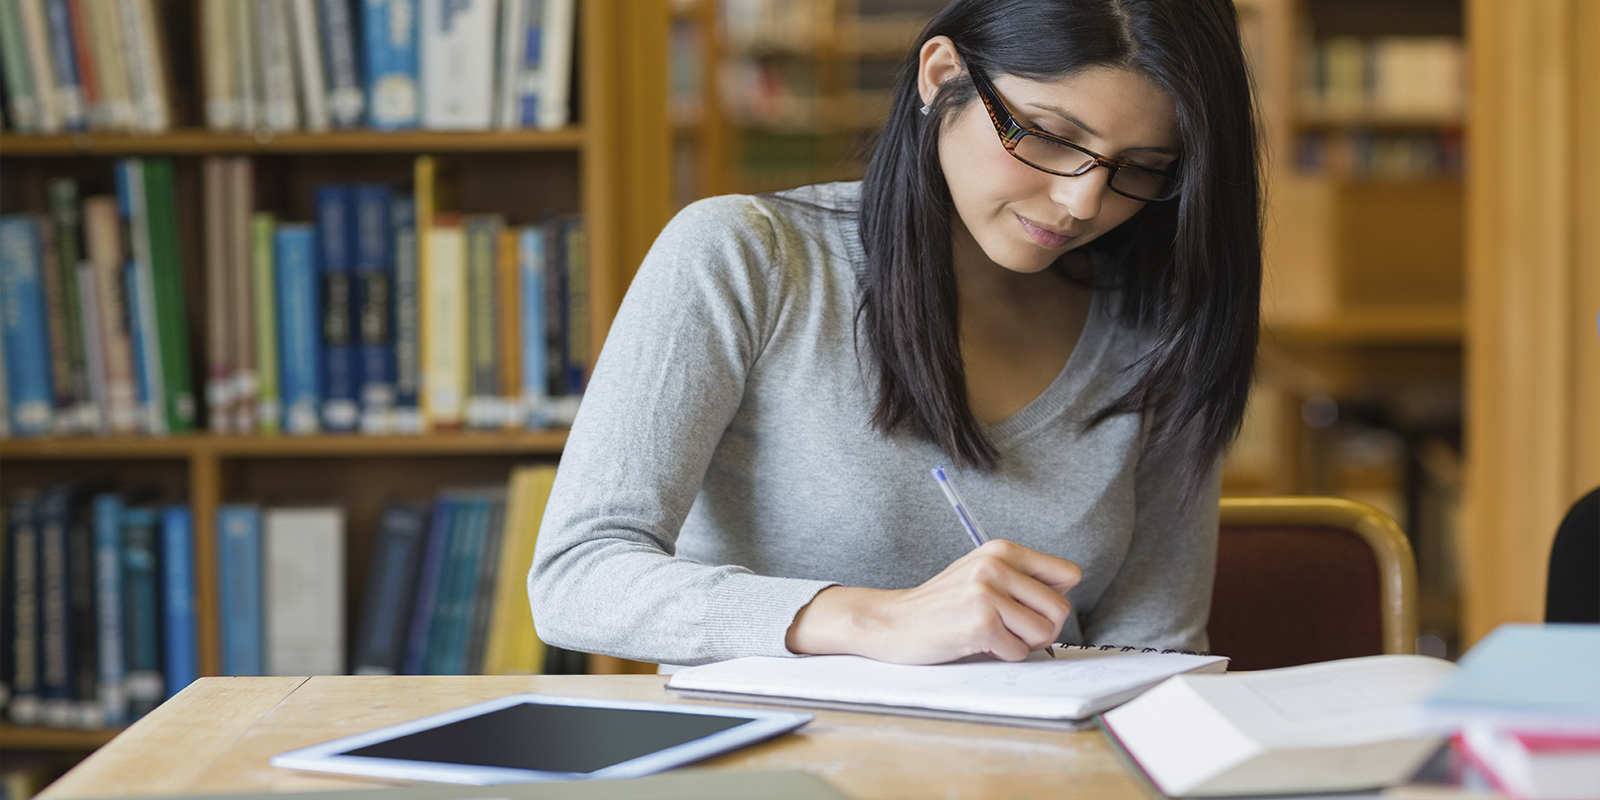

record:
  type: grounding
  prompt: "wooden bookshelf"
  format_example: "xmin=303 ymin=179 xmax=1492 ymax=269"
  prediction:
xmin=0 ymin=128 xmax=589 ymax=157
xmin=0 ymin=725 xmax=123 ymax=751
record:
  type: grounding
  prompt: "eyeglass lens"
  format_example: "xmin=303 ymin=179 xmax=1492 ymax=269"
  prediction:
xmin=1012 ymin=135 xmax=1172 ymax=200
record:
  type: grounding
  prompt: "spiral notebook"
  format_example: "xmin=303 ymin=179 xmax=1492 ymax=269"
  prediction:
xmin=666 ymin=645 xmax=1229 ymax=731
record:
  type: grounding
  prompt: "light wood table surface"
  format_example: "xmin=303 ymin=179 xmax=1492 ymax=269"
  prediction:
xmin=36 ymin=675 xmax=1154 ymax=800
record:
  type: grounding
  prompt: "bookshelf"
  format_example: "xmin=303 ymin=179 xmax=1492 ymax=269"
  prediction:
xmin=0 ymin=0 xmax=672 ymax=755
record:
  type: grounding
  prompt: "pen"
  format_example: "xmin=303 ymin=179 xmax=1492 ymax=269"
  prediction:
xmin=930 ymin=466 xmax=1055 ymax=657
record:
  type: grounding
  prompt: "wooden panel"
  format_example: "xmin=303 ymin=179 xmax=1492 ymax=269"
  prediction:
xmin=1334 ymin=180 xmax=1464 ymax=309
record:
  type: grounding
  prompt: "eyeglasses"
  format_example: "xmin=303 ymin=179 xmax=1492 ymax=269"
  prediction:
xmin=965 ymin=61 xmax=1179 ymax=202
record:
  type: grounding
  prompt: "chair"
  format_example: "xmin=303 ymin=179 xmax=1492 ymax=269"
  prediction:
xmin=1208 ymin=496 xmax=1418 ymax=671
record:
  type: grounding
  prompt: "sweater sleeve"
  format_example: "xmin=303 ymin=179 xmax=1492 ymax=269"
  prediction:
xmin=1080 ymin=418 xmax=1221 ymax=653
xmin=527 ymin=196 xmax=837 ymax=666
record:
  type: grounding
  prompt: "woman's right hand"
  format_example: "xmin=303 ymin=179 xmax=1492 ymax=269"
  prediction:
xmin=784 ymin=539 xmax=1082 ymax=664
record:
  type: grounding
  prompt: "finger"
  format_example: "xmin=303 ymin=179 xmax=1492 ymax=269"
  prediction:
xmin=974 ymin=540 xmax=1083 ymax=593
xmin=989 ymin=589 xmax=1071 ymax=652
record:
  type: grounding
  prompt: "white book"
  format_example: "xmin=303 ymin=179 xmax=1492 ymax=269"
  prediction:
xmin=231 ymin=0 xmax=262 ymax=129
xmin=288 ymin=0 xmax=330 ymax=131
xmin=263 ymin=507 xmax=346 ymax=677
xmin=118 ymin=0 xmax=169 ymax=132
xmin=668 ymin=646 xmax=1229 ymax=730
xmin=256 ymin=0 xmax=300 ymax=131
xmin=535 ymin=0 xmax=574 ymax=130
xmin=422 ymin=222 xmax=467 ymax=427
xmin=1102 ymin=655 xmax=1457 ymax=798
xmin=493 ymin=0 xmax=525 ymax=129
xmin=420 ymin=0 xmax=498 ymax=130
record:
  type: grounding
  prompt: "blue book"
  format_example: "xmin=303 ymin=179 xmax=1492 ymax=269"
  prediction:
xmin=1421 ymin=623 xmax=1600 ymax=730
xmin=352 ymin=184 xmax=395 ymax=432
xmin=320 ymin=0 xmax=365 ymax=128
xmin=120 ymin=507 xmax=163 ymax=719
xmin=439 ymin=497 xmax=493 ymax=674
xmin=557 ymin=215 xmax=589 ymax=395
xmin=159 ymin=506 xmax=196 ymax=699
xmin=7 ymin=491 xmax=44 ymax=724
xmin=36 ymin=485 xmax=76 ymax=726
xmin=352 ymin=503 xmax=427 ymax=674
xmin=275 ymin=224 xmax=322 ymax=434
xmin=402 ymin=495 xmax=456 ymax=675
xmin=114 ymin=161 xmax=166 ymax=435
xmin=316 ymin=186 xmax=358 ymax=432
xmin=91 ymin=494 xmax=128 ymax=726
xmin=423 ymin=500 xmax=472 ymax=675
xmin=217 ymin=505 xmax=263 ymax=677
xmin=390 ymin=196 xmax=421 ymax=431
xmin=43 ymin=0 xmax=86 ymax=130
xmin=122 ymin=262 xmax=154 ymax=431
xmin=518 ymin=0 xmax=543 ymax=126
xmin=0 ymin=216 xmax=55 ymax=435
xmin=516 ymin=224 xmax=548 ymax=427
xmin=363 ymin=0 xmax=420 ymax=129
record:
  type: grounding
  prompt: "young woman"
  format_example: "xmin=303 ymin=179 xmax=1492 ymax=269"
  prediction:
xmin=529 ymin=0 xmax=1260 ymax=667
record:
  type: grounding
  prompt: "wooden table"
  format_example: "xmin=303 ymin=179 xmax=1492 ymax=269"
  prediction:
xmin=37 ymin=675 xmax=1154 ymax=800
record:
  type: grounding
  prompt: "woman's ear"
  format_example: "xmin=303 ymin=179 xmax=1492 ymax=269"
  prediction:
xmin=917 ymin=36 xmax=964 ymax=109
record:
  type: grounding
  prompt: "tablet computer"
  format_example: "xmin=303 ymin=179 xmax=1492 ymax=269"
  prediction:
xmin=269 ymin=693 xmax=814 ymax=785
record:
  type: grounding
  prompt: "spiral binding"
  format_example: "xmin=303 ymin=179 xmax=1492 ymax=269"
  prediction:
xmin=1055 ymin=643 xmax=1213 ymax=656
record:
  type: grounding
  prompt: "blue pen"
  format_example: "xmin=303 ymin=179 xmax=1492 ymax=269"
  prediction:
xmin=930 ymin=465 xmax=1055 ymax=657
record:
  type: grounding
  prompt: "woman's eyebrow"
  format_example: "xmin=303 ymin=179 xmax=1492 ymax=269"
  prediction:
xmin=1024 ymin=102 xmax=1179 ymax=156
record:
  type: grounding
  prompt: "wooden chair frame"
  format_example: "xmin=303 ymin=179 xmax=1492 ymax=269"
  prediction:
xmin=1218 ymin=496 xmax=1419 ymax=656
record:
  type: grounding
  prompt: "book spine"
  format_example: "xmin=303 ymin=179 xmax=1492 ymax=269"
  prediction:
xmin=117 ymin=0 xmax=168 ymax=132
xmin=462 ymin=215 xmax=499 ymax=429
xmin=423 ymin=498 xmax=471 ymax=675
xmin=495 ymin=226 xmax=520 ymax=428
xmin=81 ymin=0 xmax=134 ymax=130
xmin=37 ymin=486 xmax=74 ymax=727
xmin=463 ymin=494 xmax=506 ymax=675
xmin=200 ymin=0 xmax=238 ymax=129
xmin=255 ymin=0 xmax=299 ymax=132
xmin=227 ymin=159 xmax=259 ymax=435
xmin=141 ymin=159 xmax=196 ymax=433
xmin=0 ymin=0 xmax=40 ymax=133
xmin=262 ymin=508 xmax=345 ymax=676
xmin=252 ymin=212 xmax=281 ymax=433
xmin=63 ymin=0 xmax=96 ymax=128
xmin=91 ymin=494 xmax=127 ymax=726
xmin=0 ymin=330 xmax=9 ymax=437
xmin=516 ymin=0 xmax=540 ymax=126
xmin=74 ymin=262 xmax=108 ymax=434
xmin=559 ymin=215 xmax=588 ymax=396
xmin=8 ymin=493 xmax=43 ymax=724
xmin=422 ymin=217 xmax=465 ymax=429
xmin=516 ymin=224 xmax=547 ymax=428
xmin=47 ymin=179 xmax=92 ymax=432
xmin=274 ymin=224 xmax=321 ymax=435
xmin=315 ymin=185 xmax=359 ymax=432
xmin=401 ymin=495 xmax=453 ymax=675
xmin=67 ymin=494 xmax=101 ymax=727
xmin=540 ymin=215 xmax=562 ymax=411
xmin=536 ymin=0 xmax=574 ymax=130
xmin=17 ymin=0 xmax=62 ymax=133
xmin=203 ymin=158 xmax=235 ymax=433
xmin=363 ymin=0 xmax=419 ymax=129
xmin=390 ymin=195 xmax=421 ymax=433
xmin=121 ymin=263 xmax=150 ymax=434
xmin=287 ymin=0 xmax=330 ymax=132
xmin=352 ymin=503 xmax=426 ymax=675
xmin=114 ymin=159 xmax=166 ymax=435
xmin=419 ymin=0 xmax=496 ymax=130
xmin=353 ymin=184 xmax=395 ymax=434
xmin=0 ymin=216 xmax=56 ymax=436
xmin=318 ymin=0 xmax=363 ymax=128
xmin=82 ymin=197 xmax=137 ymax=433
xmin=217 ymin=505 xmax=263 ymax=677
xmin=494 ymin=0 xmax=525 ymax=129
xmin=32 ymin=212 xmax=75 ymax=431
xmin=159 ymin=505 xmax=195 ymax=699
xmin=230 ymin=0 xmax=261 ymax=130
xmin=119 ymin=507 xmax=163 ymax=718
xmin=43 ymin=0 xmax=86 ymax=129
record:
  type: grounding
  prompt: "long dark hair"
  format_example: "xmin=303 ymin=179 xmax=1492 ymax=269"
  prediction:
xmin=858 ymin=0 xmax=1261 ymax=504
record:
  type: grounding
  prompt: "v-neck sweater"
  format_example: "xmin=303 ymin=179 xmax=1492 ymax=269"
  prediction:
xmin=528 ymin=182 xmax=1219 ymax=666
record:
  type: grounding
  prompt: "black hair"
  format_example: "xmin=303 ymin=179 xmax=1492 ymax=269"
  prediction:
xmin=858 ymin=0 xmax=1261 ymax=505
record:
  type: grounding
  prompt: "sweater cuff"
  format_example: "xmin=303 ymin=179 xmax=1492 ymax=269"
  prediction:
xmin=700 ymin=572 xmax=837 ymax=661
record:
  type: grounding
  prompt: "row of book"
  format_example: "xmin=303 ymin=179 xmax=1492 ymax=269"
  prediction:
xmin=1295 ymin=129 xmax=1465 ymax=179
xmin=0 ymin=156 xmax=590 ymax=439
xmin=1302 ymin=36 xmax=1466 ymax=120
xmin=0 ymin=466 xmax=576 ymax=731
xmin=0 ymin=0 xmax=576 ymax=136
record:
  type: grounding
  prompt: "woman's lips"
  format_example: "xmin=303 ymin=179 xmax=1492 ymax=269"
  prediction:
xmin=1017 ymin=214 xmax=1075 ymax=248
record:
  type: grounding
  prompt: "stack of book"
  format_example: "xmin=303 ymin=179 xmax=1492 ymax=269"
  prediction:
xmin=1421 ymin=624 xmax=1600 ymax=799
xmin=2 ymin=486 xmax=197 ymax=730
xmin=0 ymin=0 xmax=172 ymax=134
xmin=1302 ymin=36 xmax=1466 ymax=120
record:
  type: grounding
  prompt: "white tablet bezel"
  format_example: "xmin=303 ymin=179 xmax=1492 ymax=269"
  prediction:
xmin=269 ymin=692 xmax=814 ymax=785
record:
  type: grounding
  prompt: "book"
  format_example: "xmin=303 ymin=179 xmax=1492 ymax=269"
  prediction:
xmin=402 ymin=493 xmax=455 ymax=675
xmin=117 ymin=0 xmax=169 ymax=132
xmin=390 ymin=194 xmax=421 ymax=433
xmin=158 ymin=505 xmax=196 ymax=699
xmin=263 ymin=507 xmax=345 ymax=676
xmin=1420 ymin=623 xmax=1600 ymax=734
xmin=43 ymin=0 xmax=87 ymax=129
xmin=36 ymin=485 xmax=75 ymax=726
xmin=229 ymin=0 xmax=261 ymax=130
xmin=287 ymin=0 xmax=330 ymax=132
xmin=482 ymin=465 xmax=555 ymax=675
xmin=421 ymin=215 xmax=466 ymax=429
xmin=362 ymin=0 xmax=420 ymax=129
xmin=75 ymin=261 xmax=108 ymax=434
xmin=494 ymin=0 xmax=526 ymax=129
xmin=494 ymin=226 xmax=520 ymax=428
xmin=315 ymin=185 xmax=359 ymax=432
xmin=120 ymin=505 xmax=163 ymax=719
xmin=252 ymin=212 xmax=281 ymax=433
xmin=82 ymin=195 xmax=138 ymax=434
xmin=63 ymin=0 xmax=98 ymax=129
xmin=275 ymin=223 xmax=322 ymax=435
xmin=423 ymin=494 xmax=486 ymax=675
xmin=352 ymin=183 xmax=395 ymax=434
xmin=200 ymin=0 xmax=238 ymax=129
xmin=8 ymin=491 xmax=43 ymax=725
xmin=351 ymin=502 xmax=427 ymax=675
xmin=0 ymin=216 xmax=56 ymax=436
xmin=81 ymin=0 xmax=135 ymax=131
xmin=0 ymin=0 xmax=40 ymax=133
xmin=217 ymin=504 xmax=263 ymax=677
xmin=227 ymin=158 xmax=258 ymax=435
xmin=90 ymin=493 xmax=127 ymax=726
xmin=114 ymin=159 xmax=165 ymax=435
xmin=462 ymin=493 xmax=506 ymax=674
xmin=34 ymin=210 xmax=74 ymax=432
xmin=419 ymin=0 xmax=497 ymax=130
xmin=1458 ymin=726 xmax=1600 ymax=800
xmin=462 ymin=214 xmax=501 ymax=429
xmin=140 ymin=159 xmax=196 ymax=433
xmin=254 ymin=0 xmax=298 ymax=131
xmin=204 ymin=158 xmax=235 ymax=432
xmin=317 ymin=0 xmax=363 ymax=128
xmin=16 ymin=0 xmax=61 ymax=133
xmin=669 ymin=646 xmax=1229 ymax=730
xmin=514 ymin=223 xmax=548 ymax=427
xmin=557 ymin=214 xmax=588 ymax=397
xmin=46 ymin=178 xmax=92 ymax=431
xmin=66 ymin=489 xmax=101 ymax=727
xmin=533 ymin=0 xmax=574 ymax=130
xmin=1101 ymin=654 xmax=1456 ymax=798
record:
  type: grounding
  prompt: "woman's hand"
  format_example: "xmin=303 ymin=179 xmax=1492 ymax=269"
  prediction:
xmin=784 ymin=539 xmax=1082 ymax=664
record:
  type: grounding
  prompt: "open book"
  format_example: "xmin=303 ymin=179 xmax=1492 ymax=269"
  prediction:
xmin=1101 ymin=654 xmax=1458 ymax=797
xmin=666 ymin=645 xmax=1228 ymax=730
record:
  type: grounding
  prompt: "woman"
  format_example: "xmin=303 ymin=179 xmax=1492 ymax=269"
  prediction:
xmin=529 ymin=0 xmax=1260 ymax=667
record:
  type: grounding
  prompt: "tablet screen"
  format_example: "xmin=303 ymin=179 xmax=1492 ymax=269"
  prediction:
xmin=342 ymin=701 xmax=751 ymax=774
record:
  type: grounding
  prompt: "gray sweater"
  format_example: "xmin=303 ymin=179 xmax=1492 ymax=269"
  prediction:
xmin=528 ymin=182 xmax=1218 ymax=666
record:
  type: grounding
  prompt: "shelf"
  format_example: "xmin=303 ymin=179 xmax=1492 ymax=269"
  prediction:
xmin=0 ymin=431 xmax=569 ymax=460
xmin=0 ymin=128 xmax=587 ymax=157
xmin=1296 ymin=109 xmax=1465 ymax=130
xmin=0 ymin=724 xmax=122 ymax=751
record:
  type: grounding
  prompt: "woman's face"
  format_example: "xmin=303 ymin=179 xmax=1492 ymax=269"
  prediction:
xmin=921 ymin=42 xmax=1179 ymax=275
